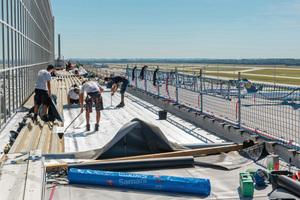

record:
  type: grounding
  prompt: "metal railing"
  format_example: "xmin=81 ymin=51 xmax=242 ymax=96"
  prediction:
xmin=0 ymin=0 xmax=54 ymax=129
xmin=126 ymin=67 xmax=300 ymax=150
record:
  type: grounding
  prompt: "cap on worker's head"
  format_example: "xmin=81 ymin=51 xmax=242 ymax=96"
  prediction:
xmin=47 ymin=64 xmax=54 ymax=70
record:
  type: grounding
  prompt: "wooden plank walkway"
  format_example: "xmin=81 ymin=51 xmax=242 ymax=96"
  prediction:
xmin=8 ymin=73 xmax=81 ymax=154
xmin=0 ymin=150 xmax=45 ymax=200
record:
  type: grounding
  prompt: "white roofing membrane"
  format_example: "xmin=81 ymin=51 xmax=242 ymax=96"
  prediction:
xmin=62 ymin=90 xmax=226 ymax=153
xmin=45 ymin=90 xmax=282 ymax=200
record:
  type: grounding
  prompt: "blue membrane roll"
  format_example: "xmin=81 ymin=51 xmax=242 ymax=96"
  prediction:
xmin=68 ymin=168 xmax=211 ymax=195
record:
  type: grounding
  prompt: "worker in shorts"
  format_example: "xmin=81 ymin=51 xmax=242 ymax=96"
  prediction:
xmin=67 ymin=87 xmax=81 ymax=107
xmin=104 ymin=76 xmax=129 ymax=107
xmin=80 ymin=81 xmax=104 ymax=131
xmin=33 ymin=64 xmax=54 ymax=122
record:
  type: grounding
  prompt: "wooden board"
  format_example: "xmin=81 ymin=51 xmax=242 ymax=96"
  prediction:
xmin=46 ymin=143 xmax=246 ymax=172
xmin=83 ymin=143 xmax=245 ymax=163
xmin=23 ymin=150 xmax=45 ymax=200
xmin=0 ymin=153 xmax=29 ymax=199
xmin=0 ymin=150 xmax=45 ymax=200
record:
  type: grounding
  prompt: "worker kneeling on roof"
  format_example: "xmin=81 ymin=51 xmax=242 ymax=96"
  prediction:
xmin=80 ymin=80 xmax=104 ymax=132
xmin=67 ymin=86 xmax=81 ymax=107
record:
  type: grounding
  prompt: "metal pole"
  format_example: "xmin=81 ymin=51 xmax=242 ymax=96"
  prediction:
xmin=58 ymin=34 xmax=61 ymax=60
xmin=234 ymin=65 xmax=236 ymax=80
xmin=3 ymin=71 xmax=6 ymax=122
xmin=135 ymin=66 xmax=137 ymax=89
xmin=274 ymin=65 xmax=276 ymax=90
xmin=175 ymin=68 xmax=178 ymax=103
xmin=0 ymin=87 xmax=1 ymax=129
xmin=200 ymin=69 xmax=203 ymax=113
xmin=217 ymin=64 xmax=219 ymax=80
xmin=12 ymin=70 xmax=15 ymax=113
xmin=157 ymin=67 xmax=160 ymax=96
xmin=238 ymin=72 xmax=241 ymax=127
xmin=227 ymin=80 xmax=231 ymax=100
xmin=8 ymin=70 xmax=11 ymax=118
xmin=145 ymin=68 xmax=147 ymax=92
xmin=194 ymin=76 xmax=197 ymax=91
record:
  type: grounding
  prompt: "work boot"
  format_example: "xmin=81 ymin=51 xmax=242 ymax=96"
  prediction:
xmin=116 ymin=101 xmax=125 ymax=108
xmin=42 ymin=115 xmax=50 ymax=122
xmin=33 ymin=114 xmax=38 ymax=123
xmin=86 ymin=124 xmax=90 ymax=131
xmin=95 ymin=124 xmax=99 ymax=132
xmin=19 ymin=122 xmax=27 ymax=127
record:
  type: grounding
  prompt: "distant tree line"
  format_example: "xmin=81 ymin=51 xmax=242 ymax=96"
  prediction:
xmin=72 ymin=58 xmax=300 ymax=66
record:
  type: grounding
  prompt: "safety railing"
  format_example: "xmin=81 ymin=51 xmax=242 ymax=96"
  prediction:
xmin=0 ymin=0 xmax=54 ymax=129
xmin=126 ymin=67 xmax=300 ymax=150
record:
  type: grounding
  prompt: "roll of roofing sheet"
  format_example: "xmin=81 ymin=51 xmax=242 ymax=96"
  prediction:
xmin=68 ymin=156 xmax=194 ymax=171
xmin=68 ymin=168 xmax=211 ymax=195
xmin=277 ymin=175 xmax=300 ymax=197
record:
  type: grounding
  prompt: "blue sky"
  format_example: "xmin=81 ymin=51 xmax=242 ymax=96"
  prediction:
xmin=51 ymin=0 xmax=300 ymax=59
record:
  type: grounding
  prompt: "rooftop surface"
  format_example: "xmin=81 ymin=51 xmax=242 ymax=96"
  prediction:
xmin=1 ymin=72 xmax=299 ymax=200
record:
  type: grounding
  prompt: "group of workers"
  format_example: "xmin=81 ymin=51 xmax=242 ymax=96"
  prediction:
xmin=33 ymin=64 xmax=129 ymax=132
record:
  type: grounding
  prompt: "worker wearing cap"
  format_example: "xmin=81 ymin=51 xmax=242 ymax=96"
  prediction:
xmin=80 ymin=81 xmax=104 ymax=132
xmin=67 ymin=87 xmax=81 ymax=107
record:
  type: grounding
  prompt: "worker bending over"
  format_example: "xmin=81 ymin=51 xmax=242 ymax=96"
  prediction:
xmin=104 ymin=76 xmax=129 ymax=108
xmin=80 ymin=81 xmax=104 ymax=131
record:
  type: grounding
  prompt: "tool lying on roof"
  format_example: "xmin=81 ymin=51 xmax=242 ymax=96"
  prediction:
xmin=9 ymin=155 xmax=41 ymax=164
xmin=53 ymin=113 xmax=82 ymax=139
xmin=64 ymin=113 xmax=81 ymax=132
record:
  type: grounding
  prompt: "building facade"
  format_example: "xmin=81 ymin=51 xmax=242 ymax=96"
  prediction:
xmin=0 ymin=0 xmax=54 ymax=128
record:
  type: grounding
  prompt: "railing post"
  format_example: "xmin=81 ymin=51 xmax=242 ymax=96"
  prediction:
xmin=227 ymin=81 xmax=231 ymax=100
xmin=194 ymin=76 xmax=197 ymax=91
xmin=135 ymin=66 xmax=137 ymax=89
xmin=3 ymin=71 xmax=7 ymax=123
xmin=145 ymin=69 xmax=147 ymax=92
xmin=238 ymin=72 xmax=241 ymax=127
xmin=8 ymin=70 xmax=11 ymax=118
xmin=200 ymin=69 xmax=203 ymax=113
xmin=157 ymin=67 xmax=160 ymax=96
xmin=175 ymin=68 xmax=178 ymax=103
xmin=126 ymin=67 xmax=129 ymax=84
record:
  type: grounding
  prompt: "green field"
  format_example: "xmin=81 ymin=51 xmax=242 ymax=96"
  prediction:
xmin=203 ymin=67 xmax=252 ymax=71
xmin=244 ymin=69 xmax=300 ymax=78
xmin=204 ymin=72 xmax=300 ymax=85
xmin=106 ymin=63 xmax=300 ymax=86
